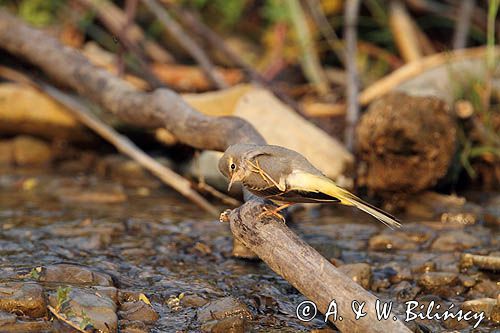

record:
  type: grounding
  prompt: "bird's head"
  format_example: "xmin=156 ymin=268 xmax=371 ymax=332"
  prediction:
xmin=218 ymin=144 xmax=249 ymax=191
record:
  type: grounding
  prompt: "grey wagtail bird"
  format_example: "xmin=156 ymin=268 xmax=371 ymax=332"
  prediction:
xmin=218 ymin=143 xmax=401 ymax=229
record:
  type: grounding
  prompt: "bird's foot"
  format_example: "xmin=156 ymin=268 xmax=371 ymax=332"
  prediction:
xmin=258 ymin=207 xmax=286 ymax=223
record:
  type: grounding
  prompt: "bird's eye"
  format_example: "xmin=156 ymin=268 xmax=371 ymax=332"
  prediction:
xmin=230 ymin=163 xmax=236 ymax=170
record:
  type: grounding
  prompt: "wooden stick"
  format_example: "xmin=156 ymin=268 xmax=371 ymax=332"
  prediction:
xmin=343 ymin=0 xmax=361 ymax=152
xmin=286 ymin=0 xmax=330 ymax=96
xmin=228 ymin=201 xmax=411 ymax=332
xmin=38 ymin=82 xmax=219 ymax=217
xmin=168 ymin=5 xmax=306 ymax=116
xmin=359 ymin=46 xmax=500 ymax=106
xmin=389 ymin=0 xmax=422 ymax=62
xmin=140 ymin=0 xmax=228 ymax=89
xmin=452 ymin=0 xmax=475 ymax=49
xmin=306 ymin=0 xmax=346 ymax=67
xmin=76 ymin=0 xmax=173 ymax=64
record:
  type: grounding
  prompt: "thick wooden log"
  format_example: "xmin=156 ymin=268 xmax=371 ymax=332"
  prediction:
xmin=229 ymin=201 xmax=411 ymax=332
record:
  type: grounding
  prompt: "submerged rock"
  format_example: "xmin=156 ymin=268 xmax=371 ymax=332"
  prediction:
xmin=417 ymin=272 xmax=459 ymax=289
xmin=118 ymin=301 xmax=159 ymax=322
xmin=461 ymin=298 xmax=496 ymax=319
xmin=338 ymin=263 xmax=372 ymax=289
xmin=48 ymin=287 xmax=118 ymax=332
xmin=40 ymin=264 xmax=114 ymax=286
xmin=0 ymin=282 xmax=46 ymax=318
xmin=197 ymin=296 xmax=252 ymax=332
xmin=431 ymin=230 xmax=481 ymax=251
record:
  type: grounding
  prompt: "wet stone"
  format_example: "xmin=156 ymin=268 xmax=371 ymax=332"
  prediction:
xmin=118 ymin=301 xmax=159 ymax=322
xmin=430 ymin=230 xmax=482 ymax=251
xmin=40 ymin=264 xmax=113 ymax=286
xmin=408 ymin=252 xmax=437 ymax=273
xmin=198 ymin=297 xmax=252 ymax=333
xmin=378 ymin=262 xmax=412 ymax=284
xmin=48 ymin=287 xmax=118 ymax=333
xmin=0 ymin=282 xmax=47 ymax=318
xmin=461 ymin=298 xmax=496 ymax=318
xmin=53 ymin=182 xmax=127 ymax=204
xmin=0 ymin=318 xmax=53 ymax=332
xmin=12 ymin=135 xmax=52 ymax=166
xmin=368 ymin=232 xmax=420 ymax=251
xmin=467 ymin=278 xmax=499 ymax=299
xmin=211 ymin=316 xmax=246 ymax=333
xmin=181 ymin=294 xmax=209 ymax=308
xmin=392 ymin=281 xmax=420 ymax=302
xmin=120 ymin=320 xmax=149 ymax=333
xmin=417 ymin=272 xmax=459 ymax=289
xmin=197 ymin=296 xmax=252 ymax=323
xmin=338 ymin=263 xmax=372 ymax=289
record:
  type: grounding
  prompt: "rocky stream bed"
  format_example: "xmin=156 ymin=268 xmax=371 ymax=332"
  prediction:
xmin=0 ymin=162 xmax=498 ymax=332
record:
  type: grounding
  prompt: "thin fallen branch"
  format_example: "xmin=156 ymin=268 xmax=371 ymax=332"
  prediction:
xmin=76 ymin=0 xmax=173 ymax=64
xmin=389 ymin=0 xmax=422 ymax=62
xmin=343 ymin=0 xmax=361 ymax=152
xmin=47 ymin=305 xmax=88 ymax=333
xmin=140 ymin=0 xmax=228 ymax=89
xmin=0 ymin=12 xmax=410 ymax=332
xmin=452 ymin=0 xmax=475 ymax=49
xmin=285 ymin=0 xmax=330 ymax=96
xmin=226 ymin=201 xmax=411 ymax=332
xmin=306 ymin=0 xmax=346 ymax=67
xmin=38 ymin=81 xmax=219 ymax=217
xmin=359 ymin=46 xmax=500 ymax=106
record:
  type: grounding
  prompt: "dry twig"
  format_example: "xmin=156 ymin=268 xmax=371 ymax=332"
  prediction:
xmin=38 ymin=82 xmax=219 ymax=216
xmin=453 ymin=0 xmax=475 ymax=49
xmin=140 ymin=0 xmax=228 ymax=89
xmin=389 ymin=0 xmax=422 ymax=62
xmin=285 ymin=0 xmax=330 ymax=96
xmin=343 ymin=0 xmax=361 ymax=152
xmin=169 ymin=5 xmax=305 ymax=115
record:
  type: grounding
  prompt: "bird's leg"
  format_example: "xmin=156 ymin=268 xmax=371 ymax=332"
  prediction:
xmin=258 ymin=203 xmax=293 ymax=223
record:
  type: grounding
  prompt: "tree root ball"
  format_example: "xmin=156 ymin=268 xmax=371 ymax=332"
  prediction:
xmin=356 ymin=93 xmax=456 ymax=193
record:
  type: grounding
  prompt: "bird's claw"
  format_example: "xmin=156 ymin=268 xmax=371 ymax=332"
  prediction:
xmin=258 ymin=206 xmax=286 ymax=223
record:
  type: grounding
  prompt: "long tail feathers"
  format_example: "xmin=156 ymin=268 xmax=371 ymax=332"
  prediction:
xmin=288 ymin=172 xmax=401 ymax=229
xmin=342 ymin=196 xmax=401 ymax=229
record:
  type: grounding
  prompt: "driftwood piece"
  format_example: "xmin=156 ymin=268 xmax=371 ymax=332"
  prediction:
xmin=0 ymin=11 xmax=410 ymax=332
xmin=228 ymin=201 xmax=410 ymax=332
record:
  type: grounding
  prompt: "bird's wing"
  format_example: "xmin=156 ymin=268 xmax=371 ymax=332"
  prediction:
xmin=287 ymin=171 xmax=401 ymax=229
xmin=243 ymin=152 xmax=287 ymax=192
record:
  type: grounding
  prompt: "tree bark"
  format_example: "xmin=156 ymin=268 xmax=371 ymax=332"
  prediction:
xmin=0 ymin=11 xmax=410 ymax=332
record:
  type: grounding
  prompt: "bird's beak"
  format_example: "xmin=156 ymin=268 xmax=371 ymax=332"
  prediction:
xmin=227 ymin=171 xmax=242 ymax=191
